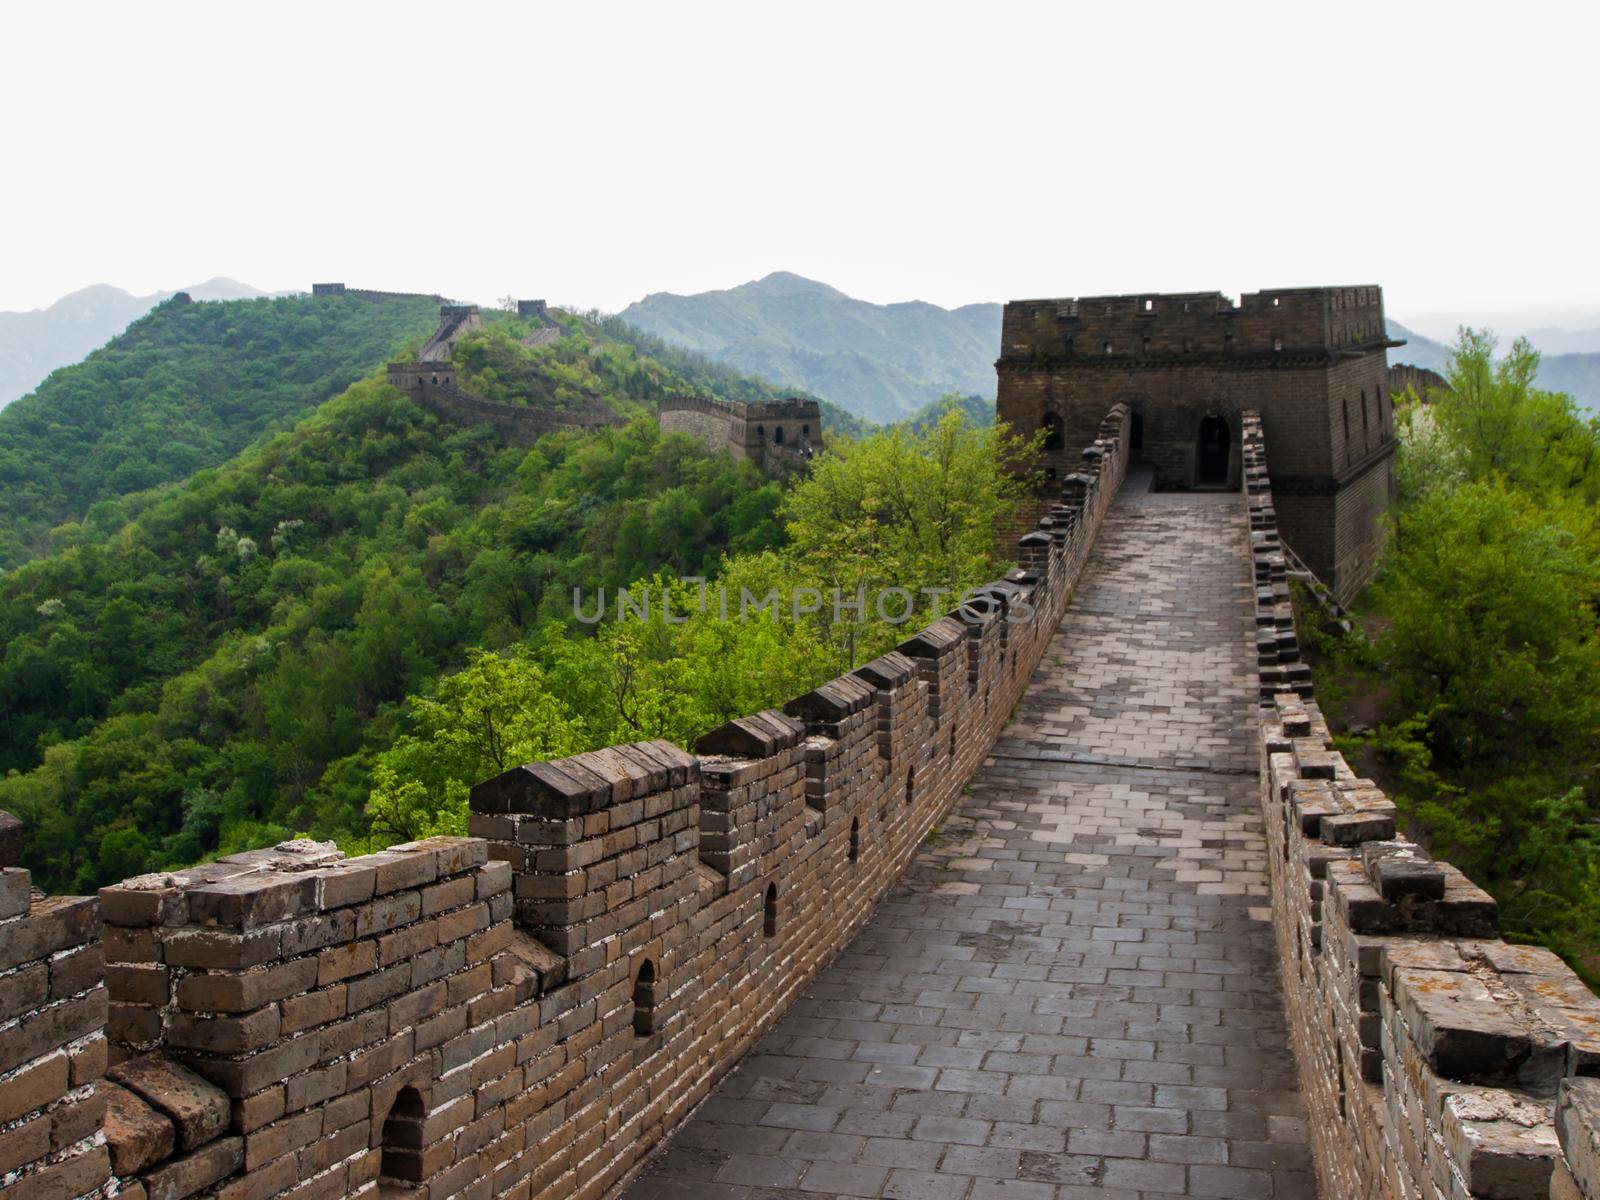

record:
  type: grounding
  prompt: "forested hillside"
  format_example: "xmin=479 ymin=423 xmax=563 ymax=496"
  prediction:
xmin=0 ymin=313 xmax=799 ymax=891
xmin=0 ymin=277 xmax=266 ymax=410
xmin=0 ymin=305 xmax=1023 ymax=896
xmin=0 ymin=292 xmax=440 ymax=568
xmin=620 ymin=271 xmax=1002 ymax=423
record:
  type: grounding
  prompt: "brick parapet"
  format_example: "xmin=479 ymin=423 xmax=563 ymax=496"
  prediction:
xmin=0 ymin=824 xmax=111 ymax=1200
xmin=1244 ymin=410 xmax=1600 ymax=1200
xmin=0 ymin=405 xmax=1132 ymax=1200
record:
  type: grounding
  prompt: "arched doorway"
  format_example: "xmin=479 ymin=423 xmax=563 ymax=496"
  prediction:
xmin=1196 ymin=415 xmax=1230 ymax=485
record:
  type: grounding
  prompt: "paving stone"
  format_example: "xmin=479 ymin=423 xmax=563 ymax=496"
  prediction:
xmin=625 ymin=487 xmax=1305 ymax=1199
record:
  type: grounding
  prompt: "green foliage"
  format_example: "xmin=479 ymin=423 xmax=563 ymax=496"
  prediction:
xmin=361 ymin=646 xmax=588 ymax=849
xmin=356 ymin=410 xmax=1024 ymax=850
xmin=1374 ymin=478 xmax=1599 ymax=767
xmin=1 ymin=294 xmax=1022 ymax=899
xmin=0 ymin=354 xmax=788 ymax=892
xmin=0 ymin=293 xmax=440 ymax=568
xmin=781 ymin=408 xmax=1035 ymax=671
xmin=899 ymin=393 xmax=996 ymax=436
xmin=1426 ymin=329 xmax=1600 ymax=500
xmin=1318 ymin=327 xmax=1600 ymax=977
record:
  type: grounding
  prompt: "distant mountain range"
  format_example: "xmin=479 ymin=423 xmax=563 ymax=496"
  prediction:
xmin=1388 ymin=319 xmax=1599 ymax=412
xmin=621 ymin=276 xmax=1599 ymax=419
xmin=620 ymin=272 xmax=1002 ymax=424
xmin=0 ymin=278 xmax=268 ymax=408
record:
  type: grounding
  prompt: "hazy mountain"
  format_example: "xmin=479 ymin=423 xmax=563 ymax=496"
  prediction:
xmin=0 ymin=278 xmax=267 ymax=408
xmin=1387 ymin=320 xmax=1453 ymax=374
xmin=1535 ymin=355 xmax=1600 ymax=413
xmin=620 ymin=271 xmax=1002 ymax=423
xmin=1389 ymin=318 xmax=1598 ymax=412
xmin=1522 ymin=323 xmax=1600 ymax=356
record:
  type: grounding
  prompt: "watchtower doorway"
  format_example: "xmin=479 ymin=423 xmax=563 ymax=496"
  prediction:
xmin=1196 ymin=415 xmax=1230 ymax=486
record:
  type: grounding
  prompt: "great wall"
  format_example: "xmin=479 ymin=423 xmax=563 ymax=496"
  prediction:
xmin=5 ymin=283 xmax=1599 ymax=1200
xmin=368 ymin=292 xmax=624 ymax=445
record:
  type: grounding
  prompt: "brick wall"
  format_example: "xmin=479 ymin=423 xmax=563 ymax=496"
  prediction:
xmin=0 ymin=405 xmax=1132 ymax=1200
xmin=1243 ymin=412 xmax=1600 ymax=1200
xmin=659 ymin=397 xmax=744 ymax=458
xmin=0 ymin=813 xmax=111 ymax=1200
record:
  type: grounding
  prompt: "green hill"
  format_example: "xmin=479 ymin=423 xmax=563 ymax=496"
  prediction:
xmin=619 ymin=271 xmax=1001 ymax=424
xmin=900 ymin=393 xmax=996 ymax=435
xmin=0 ymin=292 xmax=441 ymax=569
xmin=0 ymin=277 xmax=268 ymax=411
xmin=0 ymin=310 xmax=796 ymax=893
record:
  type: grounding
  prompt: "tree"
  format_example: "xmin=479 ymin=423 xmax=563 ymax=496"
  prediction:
xmin=781 ymin=408 xmax=1035 ymax=670
xmin=361 ymin=647 xmax=587 ymax=847
xmin=1425 ymin=329 xmax=1600 ymax=501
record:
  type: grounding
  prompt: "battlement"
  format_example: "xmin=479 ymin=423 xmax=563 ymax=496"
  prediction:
xmin=1001 ymin=284 xmax=1393 ymax=362
xmin=309 ymin=283 xmax=443 ymax=303
xmin=1245 ymin=414 xmax=1600 ymax=1200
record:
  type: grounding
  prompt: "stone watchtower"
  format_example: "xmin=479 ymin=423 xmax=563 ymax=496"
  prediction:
xmin=996 ymin=286 xmax=1399 ymax=603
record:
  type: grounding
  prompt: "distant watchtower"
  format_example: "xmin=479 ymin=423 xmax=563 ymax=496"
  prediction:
xmin=996 ymin=285 xmax=1399 ymax=603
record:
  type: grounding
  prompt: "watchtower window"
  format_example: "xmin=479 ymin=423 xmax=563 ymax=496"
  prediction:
xmin=764 ymin=883 xmax=778 ymax=937
xmin=632 ymin=960 xmax=656 ymax=1036
xmin=905 ymin=770 xmax=914 ymax=805
xmin=1143 ymin=299 xmax=1154 ymax=312
xmin=1361 ymin=390 xmax=1369 ymax=430
xmin=801 ymin=424 xmax=810 ymax=435
xmin=1142 ymin=336 xmax=1150 ymax=353
xmin=1103 ymin=341 xmax=1113 ymax=355
xmin=1273 ymin=337 xmax=1283 ymax=352
xmin=380 ymin=1087 xmax=426 ymax=1186
xmin=774 ymin=426 xmax=785 ymax=444
xmin=755 ymin=425 xmax=765 ymax=437
xmin=1272 ymin=296 xmax=1281 ymax=307
xmin=849 ymin=818 xmax=860 ymax=863
xmin=1041 ymin=412 xmax=1062 ymax=450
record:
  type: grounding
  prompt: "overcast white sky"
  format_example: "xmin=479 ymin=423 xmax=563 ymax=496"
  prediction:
xmin=4 ymin=0 xmax=1595 ymax=330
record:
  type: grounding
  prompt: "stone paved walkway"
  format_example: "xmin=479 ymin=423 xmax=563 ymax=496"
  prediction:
xmin=625 ymin=482 xmax=1311 ymax=1200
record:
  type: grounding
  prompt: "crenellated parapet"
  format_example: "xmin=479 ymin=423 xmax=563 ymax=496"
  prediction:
xmin=1243 ymin=410 xmax=1600 ymax=1200
xmin=0 ymin=406 xmax=1132 ymax=1200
